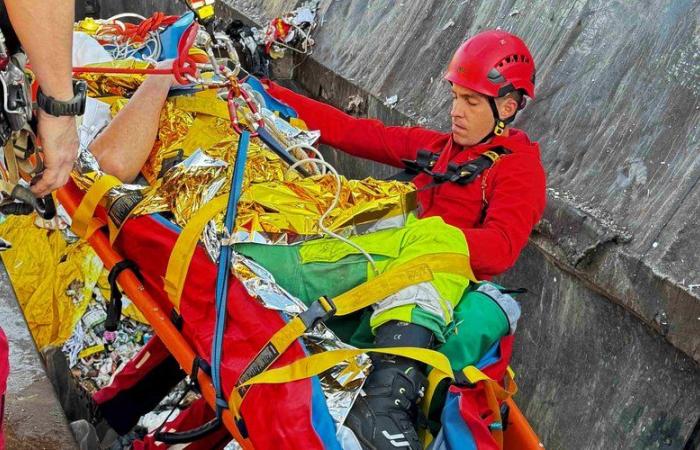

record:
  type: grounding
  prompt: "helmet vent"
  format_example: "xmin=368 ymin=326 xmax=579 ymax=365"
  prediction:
xmin=497 ymin=54 xmax=531 ymax=67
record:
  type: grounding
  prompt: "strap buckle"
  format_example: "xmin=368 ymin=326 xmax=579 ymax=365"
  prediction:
xmin=298 ymin=296 xmax=336 ymax=330
xmin=401 ymin=149 xmax=440 ymax=175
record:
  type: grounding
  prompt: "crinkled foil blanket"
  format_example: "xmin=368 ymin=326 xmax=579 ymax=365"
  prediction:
xmin=71 ymin=64 xmax=419 ymax=427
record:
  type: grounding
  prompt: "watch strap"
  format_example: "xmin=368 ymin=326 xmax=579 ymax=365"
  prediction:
xmin=36 ymin=80 xmax=87 ymax=117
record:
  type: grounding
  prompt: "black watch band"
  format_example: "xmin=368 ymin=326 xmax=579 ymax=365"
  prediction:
xmin=36 ymin=80 xmax=87 ymax=117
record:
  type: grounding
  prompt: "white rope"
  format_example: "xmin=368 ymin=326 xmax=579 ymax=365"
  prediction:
xmin=106 ymin=13 xmax=147 ymax=22
xmin=284 ymin=143 xmax=326 ymax=174
xmin=286 ymin=158 xmax=379 ymax=275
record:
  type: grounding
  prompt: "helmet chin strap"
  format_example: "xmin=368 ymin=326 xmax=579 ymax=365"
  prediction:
xmin=477 ymin=97 xmax=507 ymax=144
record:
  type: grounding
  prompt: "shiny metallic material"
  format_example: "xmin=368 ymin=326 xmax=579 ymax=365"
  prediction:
xmin=74 ymin=60 xmax=149 ymax=97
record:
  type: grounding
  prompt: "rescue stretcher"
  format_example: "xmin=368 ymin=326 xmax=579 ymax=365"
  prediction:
xmin=0 ymin=5 xmax=545 ymax=448
xmin=56 ymin=172 xmax=543 ymax=450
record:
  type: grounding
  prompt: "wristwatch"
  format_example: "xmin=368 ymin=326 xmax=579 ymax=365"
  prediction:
xmin=36 ymin=80 xmax=87 ymax=117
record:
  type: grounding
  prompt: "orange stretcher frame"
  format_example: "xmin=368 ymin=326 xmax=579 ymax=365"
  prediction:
xmin=55 ymin=182 xmax=544 ymax=449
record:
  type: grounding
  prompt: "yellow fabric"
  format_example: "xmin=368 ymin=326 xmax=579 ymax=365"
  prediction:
xmin=0 ymin=216 xmax=104 ymax=349
xmin=163 ymin=194 xmax=227 ymax=308
xmin=230 ymin=346 xmax=454 ymax=412
xmin=71 ymin=174 xmax=121 ymax=239
xmin=288 ymin=118 xmax=309 ymax=131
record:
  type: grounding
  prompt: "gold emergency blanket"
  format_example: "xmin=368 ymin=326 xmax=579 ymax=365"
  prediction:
xmin=75 ymin=85 xmax=416 ymax=241
xmin=75 ymin=60 xmax=149 ymax=98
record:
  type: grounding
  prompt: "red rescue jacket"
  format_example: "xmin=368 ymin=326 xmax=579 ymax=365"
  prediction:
xmin=267 ymin=83 xmax=546 ymax=279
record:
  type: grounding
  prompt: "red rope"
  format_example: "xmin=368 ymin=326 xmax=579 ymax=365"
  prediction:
xmin=72 ymin=67 xmax=174 ymax=75
xmin=72 ymin=22 xmax=200 ymax=85
xmin=98 ymin=12 xmax=179 ymax=45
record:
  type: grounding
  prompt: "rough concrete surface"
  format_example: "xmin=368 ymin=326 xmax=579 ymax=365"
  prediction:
xmin=0 ymin=262 xmax=77 ymax=449
xmin=227 ymin=0 xmax=700 ymax=362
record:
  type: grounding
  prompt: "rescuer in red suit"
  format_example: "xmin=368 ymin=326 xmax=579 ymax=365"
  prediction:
xmin=265 ymin=29 xmax=546 ymax=450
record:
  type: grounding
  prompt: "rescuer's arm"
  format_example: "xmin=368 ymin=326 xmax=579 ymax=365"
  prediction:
xmin=464 ymin=155 xmax=546 ymax=279
xmin=267 ymin=81 xmax=444 ymax=167
xmin=89 ymin=63 xmax=175 ymax=183
xmin=5 ymin=0 xmax=79 ymax=196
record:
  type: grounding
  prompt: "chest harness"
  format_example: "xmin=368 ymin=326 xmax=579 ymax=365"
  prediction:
xmin=401 ymin=146 xmax=509 ymax=186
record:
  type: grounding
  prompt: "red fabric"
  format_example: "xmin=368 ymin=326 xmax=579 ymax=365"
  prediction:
xmin=131 ymin=398 xmax=231 ymax=450
xmin=266 ymin=83 xmax=546 ymax=279
xmin=113 ymin=215 xmax=328 ymax=450
xmin=450 ymin=336 xmax=515 ymax=450
xmin=445 ymin=30 xmax=536 ymax=98
xmin=0 ymin=326 xmax=7 ymax=450
xmin=93 ymin=335 xmax=171 ymax=405
xmin=0 ymin=327 xmax=7 ymax=400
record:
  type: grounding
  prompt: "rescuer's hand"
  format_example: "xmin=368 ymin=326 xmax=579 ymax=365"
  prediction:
xmin=31 ymin=112 xmax=79 ymax=197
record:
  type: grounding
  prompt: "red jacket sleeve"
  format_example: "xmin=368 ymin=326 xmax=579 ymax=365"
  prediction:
xmin=267 ymin=82 xmax=445 ymax=168
xmin=465 ymin=153 xmax=546 ymax=279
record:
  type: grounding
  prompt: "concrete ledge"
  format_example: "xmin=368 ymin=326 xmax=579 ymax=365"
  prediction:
xmin=0 ymin=262 xmax=76 ymax=449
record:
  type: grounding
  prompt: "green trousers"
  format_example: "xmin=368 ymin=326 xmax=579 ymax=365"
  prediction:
xmin=235 ymin=214 xmax=513 ymax=365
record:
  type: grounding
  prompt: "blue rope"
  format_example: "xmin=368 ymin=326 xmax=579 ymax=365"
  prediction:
xmin=211 ymin=130 xmax=250 ymax=417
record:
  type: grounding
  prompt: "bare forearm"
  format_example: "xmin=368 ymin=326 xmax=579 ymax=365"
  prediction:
xmin=89 ymin=75 xmax=173 ymax=182
xmin=5 ymin=0 xmax=74 ymax=100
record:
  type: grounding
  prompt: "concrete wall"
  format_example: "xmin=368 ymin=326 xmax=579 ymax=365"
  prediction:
xmin=82 ymin=1 xmax=700 ymax=448
xmin=0 ymin=265 xmax=77 ymax=449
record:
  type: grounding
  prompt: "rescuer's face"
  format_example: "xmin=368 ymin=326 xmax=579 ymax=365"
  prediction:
xmin=450 ymin=84 xmax=495 ymax=147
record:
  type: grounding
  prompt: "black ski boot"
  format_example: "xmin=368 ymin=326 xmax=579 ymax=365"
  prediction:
xmin=345 ymin=321 xmax=434 ymax=450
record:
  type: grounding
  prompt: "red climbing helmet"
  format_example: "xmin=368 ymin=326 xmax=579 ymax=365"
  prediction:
xmin=445 ymin=29 xmax=536 ymax=99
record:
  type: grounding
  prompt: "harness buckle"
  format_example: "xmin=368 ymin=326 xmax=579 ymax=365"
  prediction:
xmin=298 ymin=296 xmax=337 ymax=330
xmin=401 ymin=149 xmax=440 ymax=175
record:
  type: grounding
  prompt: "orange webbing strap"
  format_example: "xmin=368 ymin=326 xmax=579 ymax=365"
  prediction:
xmin=233 ymin=253 xmax=474 ymax=405
xmin=163 ymin=194 xmax=228 ymax=308
xmin=229 ymin=346 xmax=455 ymax=414
xmin=71 ymin=175 xmax=122 ymax=240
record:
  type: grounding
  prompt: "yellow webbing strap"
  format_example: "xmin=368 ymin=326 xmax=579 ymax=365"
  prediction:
xmin=229 ymin=346 xmax=454 ymax=413
xmin=333 ymin=252 xmax=475 ymax=315
xmin=423 ymin=367 xmax=451 ymax=418
xmin=233 ymin=252 xmax=474 ymax=403
xmin=71 ymin=175 xmax=122 ymax=240
xmin=163 ymin=194 xmax=228 ymax=308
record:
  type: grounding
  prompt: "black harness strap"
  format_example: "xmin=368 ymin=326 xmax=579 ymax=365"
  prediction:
xmin=394 ymin=147 xmax=510 ymax=187
xmin=432 ymin=147 xmax=509 ymax=185
xmin=105 ymin=260 xmax=140 ymax=332
xmin=153 ymin=356 xmax=226 ymax=445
